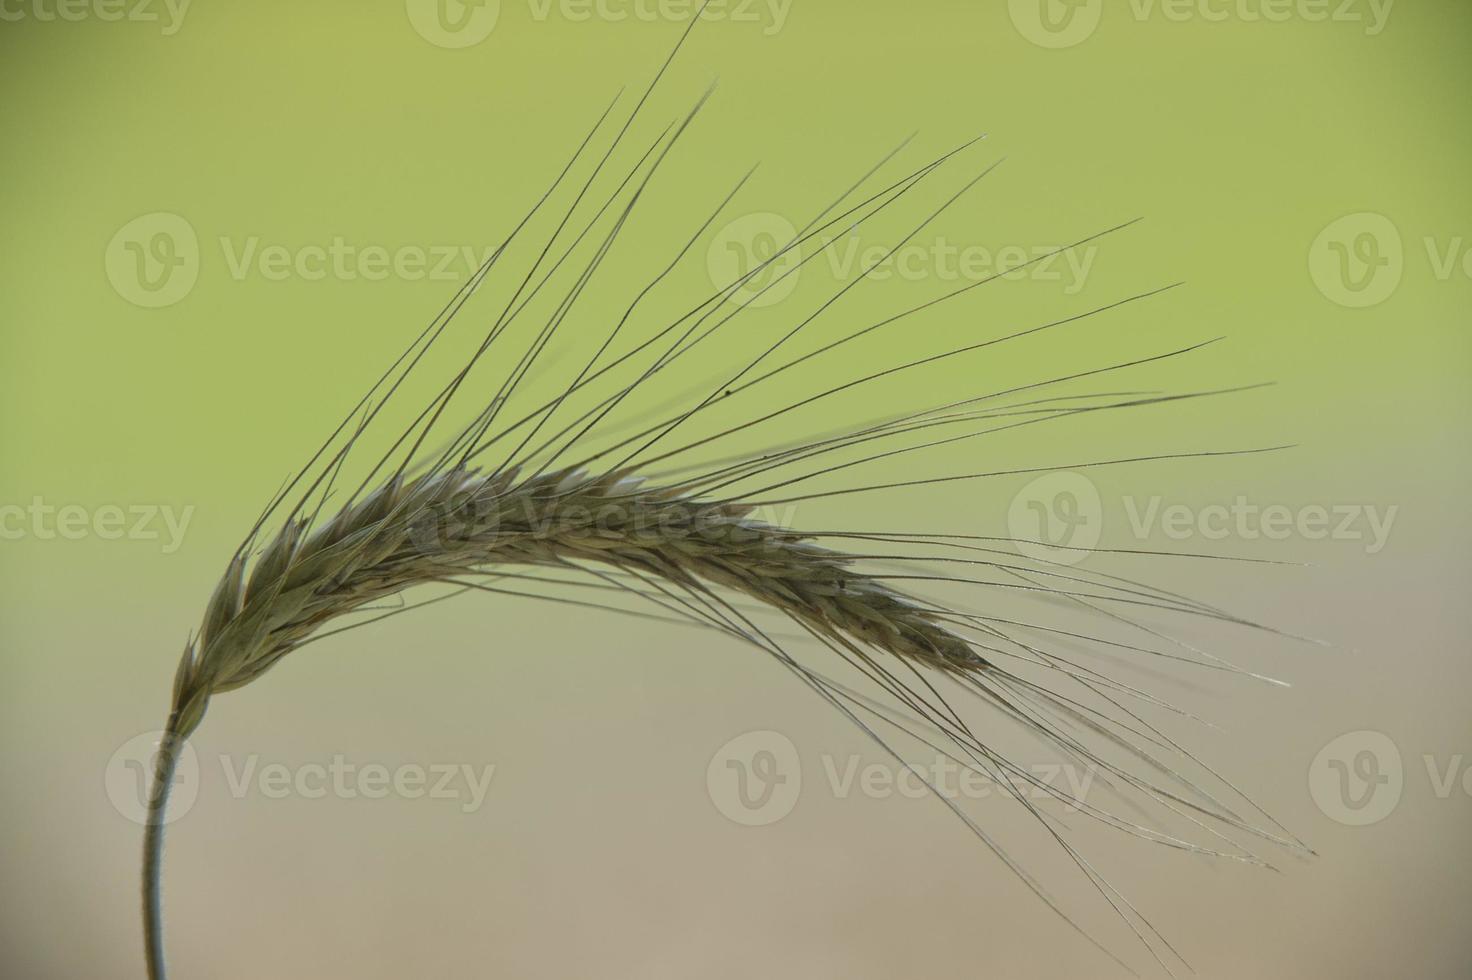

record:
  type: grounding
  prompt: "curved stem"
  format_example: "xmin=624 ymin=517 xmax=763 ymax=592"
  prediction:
xmin=143 ymin=720 xmax=183 ymax=980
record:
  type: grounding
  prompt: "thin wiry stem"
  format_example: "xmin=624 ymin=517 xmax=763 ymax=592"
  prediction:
xmin=142 ymin=717 xmax=184 ymax=980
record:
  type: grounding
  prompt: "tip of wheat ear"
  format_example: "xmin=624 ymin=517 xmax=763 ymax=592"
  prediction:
xmin=167 ymin=464 xmax=982 ymax=739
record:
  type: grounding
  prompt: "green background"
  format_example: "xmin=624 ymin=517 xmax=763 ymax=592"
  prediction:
xmin=2 ymin=2 xmax=1469 ymax=977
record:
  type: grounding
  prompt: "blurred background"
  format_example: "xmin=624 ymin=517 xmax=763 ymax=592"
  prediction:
xmin=1 ymin=1 xmax=1469 ymax=977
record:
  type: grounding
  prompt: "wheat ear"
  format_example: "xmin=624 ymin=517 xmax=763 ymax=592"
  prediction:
xmin=143 ymin=15 xmax=1305 ymax=978
xmin=163 ymin=463 xmax=990 ymax=744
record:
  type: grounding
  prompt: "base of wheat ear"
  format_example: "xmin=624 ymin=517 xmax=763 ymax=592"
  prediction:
xmin=142 ymin=16 xmax=1307 ymax=980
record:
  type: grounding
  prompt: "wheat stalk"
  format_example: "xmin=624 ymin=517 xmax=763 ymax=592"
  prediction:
xmin=142 ymin=14 xmax=1305 ymax=979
